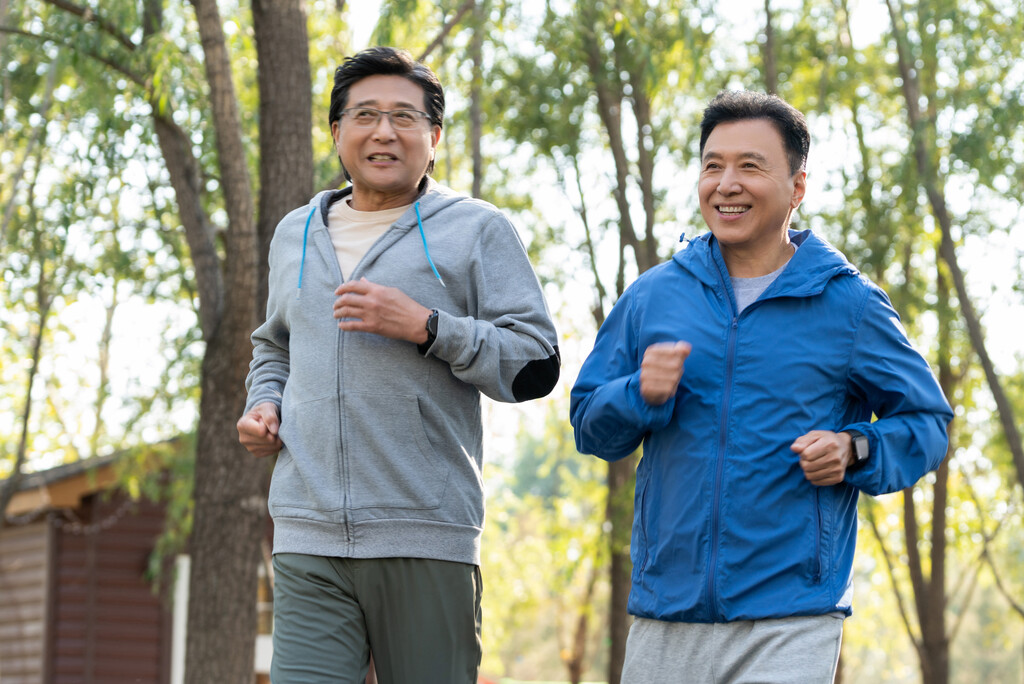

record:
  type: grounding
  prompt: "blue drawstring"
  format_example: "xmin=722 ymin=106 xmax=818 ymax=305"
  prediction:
xmin=296 ymin=206 xmax=316 ymax=299
xmin=416 ymin=201 xmax=445 ymax=287
xmin=296 ymin=201 xmax=445 ymax=296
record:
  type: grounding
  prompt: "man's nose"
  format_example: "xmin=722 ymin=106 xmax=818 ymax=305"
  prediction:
xmin=717 ymin=166 xmax=742 ymax=194
xmin=371 ymin=114 xmax=397 ymax=138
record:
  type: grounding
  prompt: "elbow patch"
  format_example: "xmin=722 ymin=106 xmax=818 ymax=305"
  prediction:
xmin=512 ymin=346 xmax=561 ymax=402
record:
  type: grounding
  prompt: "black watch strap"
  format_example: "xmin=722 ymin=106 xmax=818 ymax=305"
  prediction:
xmin=425 ymin=309 xmax=439 ymax=344
xmin=418 ymin=309 xmax=439 ymax=356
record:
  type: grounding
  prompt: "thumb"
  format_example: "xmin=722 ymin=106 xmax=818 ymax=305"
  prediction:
xmin=265 ymin=412 xmax=280 ymax=436
xmin=257 ymin=404 xmax=280 ymax=436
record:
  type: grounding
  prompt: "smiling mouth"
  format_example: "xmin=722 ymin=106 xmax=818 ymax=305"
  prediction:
xmin=368 ymin=154 xmax=398 ymax=162
xmin=717 ymin=205 xmax=749 ymax=215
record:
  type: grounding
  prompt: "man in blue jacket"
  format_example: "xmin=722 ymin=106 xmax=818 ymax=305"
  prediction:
xmin=570 ymin=91 xmax=952 ymax=682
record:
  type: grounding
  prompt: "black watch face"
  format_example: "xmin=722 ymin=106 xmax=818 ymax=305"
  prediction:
xmin=428 ymin=311 xmax=439 ymax=337
xmin=854 ymin=436 xmax=869 ymax=462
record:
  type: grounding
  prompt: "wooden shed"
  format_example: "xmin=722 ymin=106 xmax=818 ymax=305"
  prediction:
xmin=0 ymin=456 xmax=174 ymax=683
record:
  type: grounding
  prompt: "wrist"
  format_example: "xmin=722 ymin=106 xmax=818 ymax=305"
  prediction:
xmin=417 ymin=308 xmax=439 ymax=352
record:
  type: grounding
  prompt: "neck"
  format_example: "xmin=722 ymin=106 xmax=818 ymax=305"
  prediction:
xmin=721 ymin=239 xmax=795 ymax=278
xmin=349 ymin=185 xmax=420 ymax=212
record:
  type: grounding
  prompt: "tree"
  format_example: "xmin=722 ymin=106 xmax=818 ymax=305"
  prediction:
xmin=885 ymin=0 xmax=1024 ymax=495
xmin=2 ymin=1 xmax=313 ymax=680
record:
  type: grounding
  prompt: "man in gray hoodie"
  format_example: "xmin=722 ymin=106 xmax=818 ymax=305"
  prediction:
xmin=237 ymin=47 xmax=560 ymax=683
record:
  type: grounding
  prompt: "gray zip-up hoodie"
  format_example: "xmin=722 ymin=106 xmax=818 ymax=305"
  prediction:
xmin=245 ymin=179 xmax=560 ymax=565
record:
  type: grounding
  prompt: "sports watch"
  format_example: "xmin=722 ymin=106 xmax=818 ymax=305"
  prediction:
xmin=843 ymin=429 xmax=870 ymax=471
xmin=425 ymin=309 xmax=439 ymax=345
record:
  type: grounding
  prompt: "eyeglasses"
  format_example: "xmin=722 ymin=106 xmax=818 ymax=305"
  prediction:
xmin=341 ymin=107 xmax=432 ymax=130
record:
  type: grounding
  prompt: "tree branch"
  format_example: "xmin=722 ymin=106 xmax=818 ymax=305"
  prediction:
xmin=863 ymin=501 xmax=925 ymax=659
xmin=417 ymin=0 xmax=475 ymax=62
xmin=901 ymin=488 xmax=930 ymax=633
xmin=0 ymin=26 xmax=144 ymax=85
xmin=41 ymin=0 xmax=137 ymax=51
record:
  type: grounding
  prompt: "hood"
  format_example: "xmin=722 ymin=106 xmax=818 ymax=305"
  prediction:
xmin=314 ymin=177 xmax=465 ymax=229
xmin=298 ymin=178 xmax=463 ymax=293
xmin=672 ymin=228 xmax=859 ymax=298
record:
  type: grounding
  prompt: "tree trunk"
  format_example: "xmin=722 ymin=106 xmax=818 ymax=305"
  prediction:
xmin=0 ymin=231 xmax=52 ymax=528
xmin=606 ymin=454 xmax=636 ymax=684
xmin=761 ymin=0 xmax=778 ymax=94
xmin=252 ymin=0 xmax=314 ymax=315
xmin=469 ymin=0 xmax=484 ymax=199
xmin=576 ymin=10 xmax=664 ymax=680
xmin=183 ymin=1 xmax=264 ymax=682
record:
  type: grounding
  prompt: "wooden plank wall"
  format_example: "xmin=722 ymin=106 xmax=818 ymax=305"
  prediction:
xmin=51 ymin=493 xmax=171 ymax=684
xmin=0 ymin=520 xmax=50 ymax=684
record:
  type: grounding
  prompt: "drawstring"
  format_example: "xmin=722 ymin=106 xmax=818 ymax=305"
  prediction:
xmin=296 ymin=206 xmax=316 ymax=299
xmin=416 ymin=201 xmax=445 ymax=287
xmin=296 ymin=200 xmax=445 ymax=296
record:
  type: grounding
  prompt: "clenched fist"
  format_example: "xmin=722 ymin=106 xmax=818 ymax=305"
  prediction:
xmin=639 ymin=341 xmax=692 ymax=405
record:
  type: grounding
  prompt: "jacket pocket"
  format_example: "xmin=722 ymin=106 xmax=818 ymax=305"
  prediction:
xmin=632 ymin=471 xmax=651 ymax=578
xmin=344 ymin=392 xmax=449 ymax=510
xmin=272 ymin=395 xmax=344 ymax=514
xmin=811 ymin=488 xmax=824 ymax=583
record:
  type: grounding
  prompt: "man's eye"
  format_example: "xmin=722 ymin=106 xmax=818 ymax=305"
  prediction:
xmin=354 ymin=109 xmax=377 ymax=120
xmin=393 ymin=111 xmax=416 ymax=122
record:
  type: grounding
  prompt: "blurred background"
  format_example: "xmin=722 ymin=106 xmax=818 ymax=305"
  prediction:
xmin=1 ymin=0 xmax=1022 ymax=682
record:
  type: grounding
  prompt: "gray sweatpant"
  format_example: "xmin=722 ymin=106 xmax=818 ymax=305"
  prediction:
xmin=621 ymin=614 xmax=844 ymax=683
xmin=270 ymin=553 xmax=482 ymax=684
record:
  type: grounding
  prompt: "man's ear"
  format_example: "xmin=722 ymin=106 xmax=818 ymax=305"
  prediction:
xmin=791 ymin=170 xmax=807 ymax=209
xmin=331 ymin=120 xmax=343 ymax=151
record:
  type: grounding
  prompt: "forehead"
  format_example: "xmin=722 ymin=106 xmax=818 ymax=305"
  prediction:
xmin=347 ymin=74 xmax=427 ymax=109
xmin=703 ymin=119 xmax=787 ymax=162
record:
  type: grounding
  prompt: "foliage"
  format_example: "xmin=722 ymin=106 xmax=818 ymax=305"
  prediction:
xmin=3 ymin=0 xmax=1023 ymax=680
xmin=481 ymin=392 xmax=609 ymax=681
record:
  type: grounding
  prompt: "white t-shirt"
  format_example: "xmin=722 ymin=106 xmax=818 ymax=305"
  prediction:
xmin=327 ymin=198 xmax=411 ymax=280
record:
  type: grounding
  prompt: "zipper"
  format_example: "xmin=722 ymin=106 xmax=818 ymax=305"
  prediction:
xmin=323 ymin=225 xmax=353 ymax=552
xmin=337 ymin=325 xmax=352 ymax=552
xmin=636 ymin=469 xmax=651 ymax=584
xmin=813 ymin=488 xmax=823 ymax=583
xmin=706 ymin=313 xmax=738 ymax=620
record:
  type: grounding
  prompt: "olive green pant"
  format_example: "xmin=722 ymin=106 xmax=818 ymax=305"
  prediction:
xmin=271 ymin=553 xmax=482 ymax=684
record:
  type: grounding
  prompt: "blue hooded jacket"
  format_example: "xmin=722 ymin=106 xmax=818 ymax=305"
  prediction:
xmin=570 ymin=229 xmax=952 ymax=622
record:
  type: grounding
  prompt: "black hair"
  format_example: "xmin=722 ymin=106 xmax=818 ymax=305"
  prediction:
xmin=329 ymin=46 xmax=444 ymax=129
xmin=328 ymin=47 xmax=444 ymax=178
xmin=699 ymin=91 xmax=809 ymax=175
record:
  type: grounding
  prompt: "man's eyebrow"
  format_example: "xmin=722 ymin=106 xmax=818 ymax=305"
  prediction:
xmin=352 ymin=98 xmax=421 ymax=109
xmin=701 ymin=150 xmax=770 ymax=164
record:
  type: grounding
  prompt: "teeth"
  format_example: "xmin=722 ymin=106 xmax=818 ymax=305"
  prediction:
xmin=718 ymin=206 xmax=748 ymax=214
xmin=369 ymin=154 xmax=394 ymax=161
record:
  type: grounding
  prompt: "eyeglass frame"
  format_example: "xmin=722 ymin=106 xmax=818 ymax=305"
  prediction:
xmin=340 ymin=107 xmax=434 ymax=130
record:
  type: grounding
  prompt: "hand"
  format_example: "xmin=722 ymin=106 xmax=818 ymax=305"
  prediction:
xmin=237 ymin=402 xmax=284 ymax=458
xmin=333 ymin=278 xmax=432 ymax=343
xmin=790 ymin=430 xmax=853 ymax=486
xmin=639 ymin=341 xmax=692 ymax=406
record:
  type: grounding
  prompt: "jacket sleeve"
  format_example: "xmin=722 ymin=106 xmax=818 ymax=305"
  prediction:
xmin=569 ymin=286 xmax=676 ymax=461
xmin=841 ymin=286 xmax=954 ymax=496
xmin=424 ymin=213 xmax=559 ymax=403
xmin=244 ymin=241 xmax=291 ymax=414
